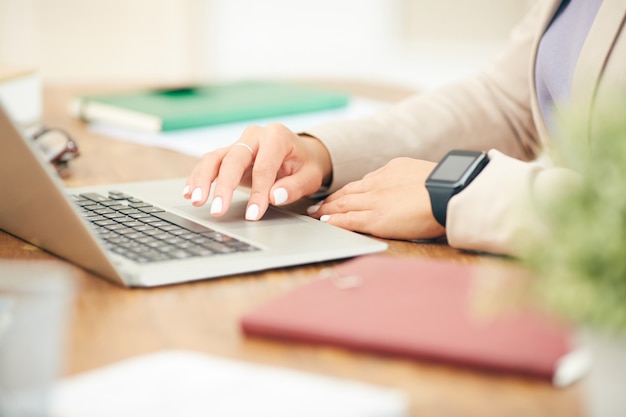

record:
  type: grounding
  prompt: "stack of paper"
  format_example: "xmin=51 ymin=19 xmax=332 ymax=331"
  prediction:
xmin=50 ymin=350 xmax=409 ymax=417
xmin=88 ymin=97 xmax=387 ymax=157
xmin=72 ymin=81 xmax=389 ymax=157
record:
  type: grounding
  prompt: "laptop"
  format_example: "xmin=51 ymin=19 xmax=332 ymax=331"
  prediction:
xmin=0 ymin=104 xmax=387 ymax=287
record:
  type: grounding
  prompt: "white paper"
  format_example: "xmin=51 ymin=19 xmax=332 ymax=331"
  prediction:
xmin=88 ymin=98 xmax=389 ymax=157
xmin=50 ymin=350 xmax=408 ymax=417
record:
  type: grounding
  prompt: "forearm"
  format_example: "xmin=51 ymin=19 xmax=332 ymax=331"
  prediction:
xmin=446 ymin=149 xmax=580 ymax=256
xmin=305 ymin=75 xmax=540 ymax=193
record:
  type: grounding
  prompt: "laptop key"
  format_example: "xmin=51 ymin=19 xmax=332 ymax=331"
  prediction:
xmin=153 ymin=211 xmax=217 ymax=234
xmin=139 ymin=206 xmax=165 ymax=213
xmin=80 ymin=193 xmax=109 ymax=203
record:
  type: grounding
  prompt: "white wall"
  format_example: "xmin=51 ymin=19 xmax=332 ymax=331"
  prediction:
xmin=207 ymin=0 xmax=532 ymax=89
xmin=0 ymin=0 xmax=532 ymax=90
xmin=206 ymin=0 xmax=402 ymax=81
xmin=0 ymin=0 xmax=210 ymax=84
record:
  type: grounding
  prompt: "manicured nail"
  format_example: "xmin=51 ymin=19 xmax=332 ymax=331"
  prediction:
xmin=307 ymin=203 xmax=321 ymax=214
xmin=245 ymin=204 xmax=260 ymax=221
xmin=183 ymin=185 xmax=190 ymax=196
xmin=191 ymin=187 xmax=203 ymax=203
xmin=273 ymin=187 xmax=288 ymax=205
xmin=210 ymin=197 xmax=223 ymax=214
xmin=320 ymin=214 xmax=331 ymax=223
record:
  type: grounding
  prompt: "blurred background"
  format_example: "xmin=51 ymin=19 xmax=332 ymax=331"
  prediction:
xmin=0 ymin=0 xmax=533 ymax=90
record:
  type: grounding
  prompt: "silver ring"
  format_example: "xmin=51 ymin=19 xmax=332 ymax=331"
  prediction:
xmin=233 ymin=142 xmax=254 ymax=154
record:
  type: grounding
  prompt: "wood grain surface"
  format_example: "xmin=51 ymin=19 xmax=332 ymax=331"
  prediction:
xmin=0 ymin=82 xmax=586 ymax=417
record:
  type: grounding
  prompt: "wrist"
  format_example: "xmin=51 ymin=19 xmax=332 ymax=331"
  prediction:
xmin=299 ymin=133 xmax=333 ymax=189
xmin=425 ymin=150 xmax=489 ymax=227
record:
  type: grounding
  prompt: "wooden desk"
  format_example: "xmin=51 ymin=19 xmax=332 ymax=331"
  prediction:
xmin=0 ymin=83 xmax=585 ymax=417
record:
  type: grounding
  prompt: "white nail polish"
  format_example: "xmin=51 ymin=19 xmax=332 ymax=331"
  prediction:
xmin=307 ymin=203 xmax=321 ymax=215
xmin=210 ymin=197 xmax=223 ymax=214
xmin=273 ymin=188 xmax=288 ymax=205
xmin=246 ymin=204 xmax=260 ymax=221
xmin=320 ymin=214 xmax=331 ymax=223
xmin=191 ymin=187 xmax=203 ymax=203
xmin=183 ymin=185 xmax=190 ymax=196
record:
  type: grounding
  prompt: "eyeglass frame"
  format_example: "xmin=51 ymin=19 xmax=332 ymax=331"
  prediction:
xmin=31 ymin=127 xmax=80 ymax=167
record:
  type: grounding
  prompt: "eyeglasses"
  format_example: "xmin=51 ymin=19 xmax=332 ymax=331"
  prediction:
xmin=31 ymin=127 xmax=80 ymax=175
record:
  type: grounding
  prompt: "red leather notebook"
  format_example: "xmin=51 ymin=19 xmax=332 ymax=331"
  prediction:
xmin=241 ymin=255 xmax=589 ymax=386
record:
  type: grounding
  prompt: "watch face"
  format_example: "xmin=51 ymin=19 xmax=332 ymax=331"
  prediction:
xmin=428 ymin=154 xmax=480 ymax=183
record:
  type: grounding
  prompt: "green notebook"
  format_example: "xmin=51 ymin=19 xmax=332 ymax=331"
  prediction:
xmin=72 ymin=81 xmax=350 ymax=133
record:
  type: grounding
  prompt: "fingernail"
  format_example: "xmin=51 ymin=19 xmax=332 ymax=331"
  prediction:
xmin=320 ymin=214 xmax=331 ymax=223
xmin=183 ymin=185 xmax=190 ymax=196
xmin=307 ymin=203 xmax=321 ymax=214
xmin=210 ymin=197 xmax=223 ymax=214
xmin=245 ymin=204 xmax=260 ymax=221
xmin=191 ymin=187 xmax=203 ymax=203
xmin=273 ymin=187 xmax=288 ymax=205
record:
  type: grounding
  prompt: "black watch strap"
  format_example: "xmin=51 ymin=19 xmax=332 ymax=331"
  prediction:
xmin=426 ymin=150 xmax=489 ymax=228
xmin=429 ymin=186 xmax=455 ymax=227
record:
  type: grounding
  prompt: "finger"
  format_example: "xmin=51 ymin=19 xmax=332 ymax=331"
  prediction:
xmin=311 ymin=192 xmax=372 ymax=219
xmin=318 ymin=210 xmax=375 ymax=235
xmin=211 ymin=139 xmax=256 ymax=216
xmin=184 ymin=149 xmax=228 ymax=206
xmin=246 ymin=124 xmax=293 ymax=220
xmin=320 ymin=179 xmax=367 ymax=204
xmin=311 ymin=179 xmax=369 ymax=214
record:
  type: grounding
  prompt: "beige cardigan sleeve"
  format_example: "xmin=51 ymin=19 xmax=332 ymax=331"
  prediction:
xmin=302 ymin=1 xmax=577 ymax=256
xmin=446 ymin=149 xmax=580 ymax=255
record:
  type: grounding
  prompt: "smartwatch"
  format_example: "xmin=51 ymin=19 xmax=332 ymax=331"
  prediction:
xmin=425 ymin=150 xmax=489 ymax=227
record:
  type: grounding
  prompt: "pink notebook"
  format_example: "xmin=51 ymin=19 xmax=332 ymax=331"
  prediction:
xmin=241 ymin=255 xmax=590 ymax=386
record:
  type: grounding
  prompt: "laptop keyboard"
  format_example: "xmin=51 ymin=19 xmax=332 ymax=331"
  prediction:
xmin=71 ymin=191 xmax=259 ymax=263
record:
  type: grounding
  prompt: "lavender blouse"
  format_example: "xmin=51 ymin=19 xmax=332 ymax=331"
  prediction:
xmin=535 ymin=0 xmax=604 ymax=132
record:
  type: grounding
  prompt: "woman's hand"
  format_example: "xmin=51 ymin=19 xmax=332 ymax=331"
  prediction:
xmin=184 ymin=123 xmax=331 ymax=221
xmin=308 ymin=157 xmax=445 ymax=240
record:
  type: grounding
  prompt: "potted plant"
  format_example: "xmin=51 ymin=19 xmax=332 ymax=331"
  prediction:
xmin=521 ymin=97 xmax=626 ymax=417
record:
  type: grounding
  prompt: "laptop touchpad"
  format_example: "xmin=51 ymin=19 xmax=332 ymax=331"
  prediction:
xmin=175 ymin=200 xmax=305 ymax=228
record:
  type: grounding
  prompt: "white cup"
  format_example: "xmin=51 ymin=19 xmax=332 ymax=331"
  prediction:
xmin=0 ymin=261 xmax=74 ymax=417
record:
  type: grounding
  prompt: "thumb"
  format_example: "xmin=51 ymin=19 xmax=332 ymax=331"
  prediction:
xmin=270 ymin=166 xmax=326 ymax=206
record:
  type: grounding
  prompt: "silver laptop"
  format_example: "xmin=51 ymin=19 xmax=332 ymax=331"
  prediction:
xmin=0 ymin=104 xmax=387 ymax=287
